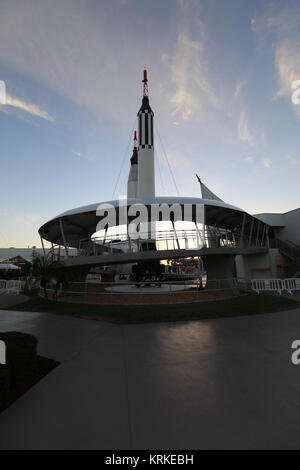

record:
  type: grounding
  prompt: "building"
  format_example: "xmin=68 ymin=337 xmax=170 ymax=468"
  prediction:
xmin=0 ymin=70 xmax=297 ymax=285
xmin=40 ymin=70 xmax=297 ymax=286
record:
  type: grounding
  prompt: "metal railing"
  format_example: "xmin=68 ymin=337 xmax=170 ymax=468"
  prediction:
xmin=73 ymin=228 xmax=238 ymax=253
xmin=251 ymin=278 xmax=300 ymax=295
xmin=40 ymin=277 xmax=299 ymax=303
xmin=39 ymin=277 xmax=247 ymax=304
xmin=0 ymin=280 xmax=25 ymax=294
xmin=44 ymin=227 xmax=268 ymax=263
xmin=277 ymin=239 xmax=300 ymax=263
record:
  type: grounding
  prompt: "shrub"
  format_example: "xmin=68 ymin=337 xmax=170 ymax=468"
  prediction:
xmin=0 ymin=332 xmax=38 ymax=387
xmin=0 ymin=368 xmax=9 ymax=409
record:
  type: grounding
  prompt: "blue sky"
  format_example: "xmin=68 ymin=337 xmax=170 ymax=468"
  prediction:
xmin=0 ymin=0 xmax=300 ymax=247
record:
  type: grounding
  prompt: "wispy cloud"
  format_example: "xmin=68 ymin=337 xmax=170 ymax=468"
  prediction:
xmin=0 ymin=0 xmax=221 ymax=129
xmin=0 ymin=0 xmax=143 ymax=123
xmin=252 ymin=6 xmax=300 ymax=118
xmin=167 ymin=33 xmax=219 ymax=121
xmin=244 ymin=156 xmax=253 ymax=162
xmin=238 ymin=109 xmax=254 ymax=147
xmin=262 ymin=158 xmax=271 ymax=168
xmin=72 ymin=149 xmax=96 ymax=161
xmin=274 ymin=41 xmax=300 ymax=113
xmin=5 ymin=93 xmax=55 ymax=122
xmin=234 ymin=79 xmax=246 ymax=98
xmin=162 ymin=3 xmax=220 ymax=123
xmin=285 ymin=153 xmax=299 ymax=164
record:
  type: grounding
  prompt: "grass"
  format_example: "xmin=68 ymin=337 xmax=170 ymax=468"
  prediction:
xmin=2 ymin=292 xmax=299 ymax=324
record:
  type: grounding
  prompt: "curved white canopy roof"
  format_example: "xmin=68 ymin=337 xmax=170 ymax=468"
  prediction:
xmin=51 ymin=197 xmax=245 ymax=221
xmin=39 ymin=196 xmax=265 ymax=246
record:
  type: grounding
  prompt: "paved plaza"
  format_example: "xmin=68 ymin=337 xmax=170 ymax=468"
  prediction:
xmin=1 ymin=306 xmax=300 ymax=449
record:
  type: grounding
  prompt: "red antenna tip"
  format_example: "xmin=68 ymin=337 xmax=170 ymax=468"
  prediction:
xmin=142 ymin=69 xmax=149 ymax=97
xmin=134 ymin=130 xmax=137 ymax=141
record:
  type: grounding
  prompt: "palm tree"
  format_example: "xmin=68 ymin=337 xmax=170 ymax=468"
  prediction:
xmin=32 ymin=253 xmax=64 ymax=300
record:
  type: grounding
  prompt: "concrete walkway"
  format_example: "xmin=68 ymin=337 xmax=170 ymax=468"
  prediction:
xmin=1 ymin=307 xmax=300 ymax=449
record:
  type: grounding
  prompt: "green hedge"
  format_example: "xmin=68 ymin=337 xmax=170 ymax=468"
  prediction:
xmin=0 ymin=332 xmax=60 ymax=414
xmin=0 ymin=369 xmax=9 ymax=409
xmin=0 ymin=331 xmax=38 ymax=388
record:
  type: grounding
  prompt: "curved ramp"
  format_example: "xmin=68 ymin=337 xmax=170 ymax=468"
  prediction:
xmin=62 ymin=246 xmax=268 ymax=269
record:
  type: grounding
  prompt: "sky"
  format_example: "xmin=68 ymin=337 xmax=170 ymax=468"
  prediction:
xmin=0 ymin=0 xmax=300 ymax=248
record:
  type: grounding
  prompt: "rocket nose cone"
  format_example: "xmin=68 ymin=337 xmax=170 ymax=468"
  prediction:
xmin=138 ymin=96 xmax=153 ymax=114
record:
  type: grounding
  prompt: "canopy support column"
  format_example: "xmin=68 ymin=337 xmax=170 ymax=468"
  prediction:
xmin=240 ymin=214 xmax=246 ymax=249
xmin=249 ymin=218 xmax=254 ymax=247
xmin=59 ymin=218 xmax=69 ymax=258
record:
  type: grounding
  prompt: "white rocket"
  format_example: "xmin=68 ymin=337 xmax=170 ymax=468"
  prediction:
xmin=137 ymin=70 xmax=155 ymax=199
xmin=127 ymin=130 xmax=138 ymax=198
xmin=127 ymin=69 xmax=155 ymax=200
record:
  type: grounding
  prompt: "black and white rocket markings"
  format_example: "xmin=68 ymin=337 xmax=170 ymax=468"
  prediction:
xmin=138 ymin=106 xmax=154 ymax=149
